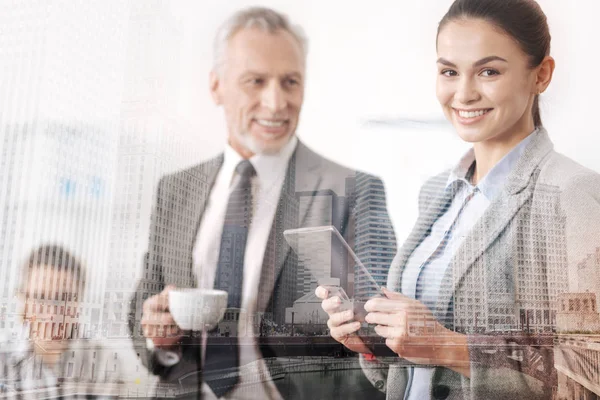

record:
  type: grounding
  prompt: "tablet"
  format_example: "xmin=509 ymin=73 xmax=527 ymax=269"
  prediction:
xmin=283 ymin=225 xmax=397 ymax=357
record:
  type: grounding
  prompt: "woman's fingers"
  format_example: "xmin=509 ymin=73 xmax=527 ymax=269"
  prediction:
xmin=364 ymin=296 xmax=409 ymax=313
xmin=329 ymin=320 xmax=361 ymax=340
xmin=374 ymin=324 xmax=406 ymax=339
xmin=327 ymin=309 xmax=355 ymax=328
xmin=381 ymin=287 xmax=408 ymax=300
xmin=317 ymin=286 xmax=371 ymax=354
xmin=315 ymin=286 xmax=329 ymax=300
xmin=365 ymin=310 xmax=407 ymax=326
xmin=366 ymin=310 xmax=436 ymax=327
xmin=321 ymin=296 xmax=343 ymax=314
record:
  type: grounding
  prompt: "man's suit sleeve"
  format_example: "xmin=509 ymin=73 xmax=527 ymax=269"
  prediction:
xmin=129 ymin=176 xmax=168 ymax=375
xmin=129 ymin=173 xmax=205 ymax=385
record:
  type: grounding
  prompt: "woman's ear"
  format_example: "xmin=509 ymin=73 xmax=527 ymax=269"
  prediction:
xmin=535 ymin=56 xmax=555 ymax=94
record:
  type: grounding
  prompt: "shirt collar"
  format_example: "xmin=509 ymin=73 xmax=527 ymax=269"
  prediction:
xmin=447 ymin=148 xmax=476 ymax=189
xmin=446 ymin=128 xmax=539 ymax=200
xmin=222 ymin=136 xmax=298 ymax=187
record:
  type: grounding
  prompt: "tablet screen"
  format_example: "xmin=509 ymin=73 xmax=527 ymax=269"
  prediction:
xmin=284 ymin=225 xmax=397 ymax=357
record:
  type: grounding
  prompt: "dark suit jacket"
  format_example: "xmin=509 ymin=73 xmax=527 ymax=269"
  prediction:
xmin=130 ymin=140 xmax=396 ymax=398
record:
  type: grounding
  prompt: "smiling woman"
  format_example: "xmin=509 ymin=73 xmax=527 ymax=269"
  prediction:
xmin=434 ymin=3 xmax=554 ymax=183
xmin=434 ymin=17 xmax=555 ymax=181
xmin=316 ymin=0 xmax=600 ymax=399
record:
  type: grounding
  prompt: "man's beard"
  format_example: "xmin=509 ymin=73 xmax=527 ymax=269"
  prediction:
xmin=235 ymin=129 xmax=292 ymax=155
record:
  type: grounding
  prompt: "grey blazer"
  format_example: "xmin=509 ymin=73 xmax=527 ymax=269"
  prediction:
xmin=361 ymin=128 xmax=600 ymax=399
xmin=130 ymin=140 xmax=396 ymax=398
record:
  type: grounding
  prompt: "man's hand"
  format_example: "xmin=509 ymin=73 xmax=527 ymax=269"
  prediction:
xmin=365 ymin=288 xmax=471 ymax=377
xmin=315 ymin=286 xmax=371 ymax=354
xmin=141 ymin=285 xmax=184 ymax=349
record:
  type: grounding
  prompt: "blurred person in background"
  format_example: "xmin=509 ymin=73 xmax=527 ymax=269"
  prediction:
xmin=317 ymin=0 xmax=600 ymax=398
xmin=0 ymin=244 xmax=122 ymax=398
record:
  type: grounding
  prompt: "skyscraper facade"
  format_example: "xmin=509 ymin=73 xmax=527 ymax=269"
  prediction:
xmin=452 ymin=183 xmax=569 ymax=334
xmin=105 ymin=0 xmax=212 ymax=338
xmin=351 ymin=173 xmax=397 ymax=300
xmin=0 ymin=0 xmax=129 ymax=340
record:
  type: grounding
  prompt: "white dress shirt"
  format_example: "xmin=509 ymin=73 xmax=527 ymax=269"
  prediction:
xmin=193 ymin=136 xmax=298 ymax=400
xmin=400 ymin=131 xmax=535 ymax=400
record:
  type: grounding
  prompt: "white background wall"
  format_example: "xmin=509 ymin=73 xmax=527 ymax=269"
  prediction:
xmin=166 ymin=0 xmax=600 ymax=242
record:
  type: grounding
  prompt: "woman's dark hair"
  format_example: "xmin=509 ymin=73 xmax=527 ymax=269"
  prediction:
xmin=438 ymin=0 xmax=550 ymax=127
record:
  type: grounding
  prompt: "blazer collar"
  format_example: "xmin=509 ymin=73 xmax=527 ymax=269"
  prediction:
xmin=504 ymin=127 xmax=554 ymax=194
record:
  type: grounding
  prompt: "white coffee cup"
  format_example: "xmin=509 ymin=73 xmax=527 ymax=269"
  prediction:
xmin=168 ymin=288 xmax=228 ymax=331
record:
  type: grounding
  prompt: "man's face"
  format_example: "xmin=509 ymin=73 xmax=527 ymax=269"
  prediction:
xmin=210 ymin=27 xmax=305 ymax=156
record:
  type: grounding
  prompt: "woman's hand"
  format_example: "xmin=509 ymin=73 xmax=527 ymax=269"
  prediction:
xmin=365 ymin=288 xmax=471 ymax=377
xmin=315 ymin=286 xmax=372 ymax=354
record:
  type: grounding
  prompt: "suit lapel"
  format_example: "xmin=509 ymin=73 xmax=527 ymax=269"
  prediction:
xmin=434 ymin=183 xmax=536 ymax=320
xmin=435 ymin=128 xmax=555 ymax=320
xmin=188 ymin=155 xmax=223 ymax=286
xmin=289 ymin=141 xmax=324 ymax=227
xmin=194 ymin=155 xmax=223 ymax=224
xmin=257 ymin=142 xmax=323 ymax=313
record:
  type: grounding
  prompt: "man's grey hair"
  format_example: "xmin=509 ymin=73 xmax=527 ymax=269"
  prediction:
xmin=213 ymin=7 xmax=308 ymax=72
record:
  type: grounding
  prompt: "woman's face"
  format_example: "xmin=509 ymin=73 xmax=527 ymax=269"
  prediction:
xmin=436 ymin=18 xmax=538 ymax=145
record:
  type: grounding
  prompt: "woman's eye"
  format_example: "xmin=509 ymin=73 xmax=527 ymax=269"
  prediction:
xmin=480 ymin=69 xmax=499 ymax=77
xmin=441 ymin=69 xmax=458 ymax=77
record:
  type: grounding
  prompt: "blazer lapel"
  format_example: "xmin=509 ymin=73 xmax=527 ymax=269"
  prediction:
xmin=292 ymin=142 xmax=325 ymax=227
xmin=435 ymin=128 xmax=555 ymax=320
xmin=188 ymin=155 xmax=223 ymax=286
xmin=433 ymin=183 xmax=537 ymax=322
xmin=192 ymin=155 xmax=223 ymax=233
xmin=389 ymin=180 xmax=455 ymax=292
xmin=257 ymin=142 xmax=323 ymax=313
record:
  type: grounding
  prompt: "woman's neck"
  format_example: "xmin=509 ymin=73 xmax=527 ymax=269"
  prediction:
xmin=471 ymin=127 xmax=535 ymax=185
